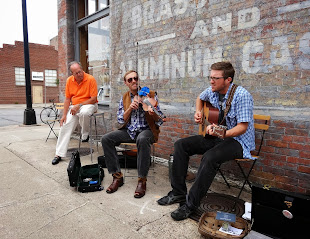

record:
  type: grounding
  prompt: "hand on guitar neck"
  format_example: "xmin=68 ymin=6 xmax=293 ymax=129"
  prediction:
xmin=198 ymin=101 xmax=226 ymax=139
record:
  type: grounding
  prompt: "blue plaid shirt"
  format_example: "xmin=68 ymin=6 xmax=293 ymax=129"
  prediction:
xmin=200 ymin=83 xmax=255 ymax=159
xmin=117 ymin=93 xmax=163 ymax=140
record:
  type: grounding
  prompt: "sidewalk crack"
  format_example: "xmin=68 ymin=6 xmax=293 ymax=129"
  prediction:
xmin=23 ymin=201 xmax=89 ymax=238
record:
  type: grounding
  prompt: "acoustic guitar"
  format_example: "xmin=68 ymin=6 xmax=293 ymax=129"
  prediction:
xmin=198 ymin=101 xmax=227 ymax=138
xmin=198 ymin=101 xmax=218 ymax=136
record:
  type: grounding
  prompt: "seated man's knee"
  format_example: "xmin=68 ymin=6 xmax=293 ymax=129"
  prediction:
xmin=101 ymin=134 xmax=109 ymax=145
xmin=201 ymin=152 xmax=219 ymax=168
xmin=174 ymin=138 xmax=182 ymax=147
xmin=79 ymin=105 xmax=96 ymax=116
xmin=174 ymin=138 xmax=186 ymax=150
xmin=79 ymin=110 xmax=91 ymax=117
xmin=136 ymin=135 xmax=150 ymax=146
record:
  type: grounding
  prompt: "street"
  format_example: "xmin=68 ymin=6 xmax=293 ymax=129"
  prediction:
xmin=0 ymin=103 xmax=109 ymax=127
xmin=0 ymin=104 xmax=44 ymax=127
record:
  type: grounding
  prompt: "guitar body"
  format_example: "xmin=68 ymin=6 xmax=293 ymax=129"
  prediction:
xmin=198 ymin=101 xmax=219 ymax=137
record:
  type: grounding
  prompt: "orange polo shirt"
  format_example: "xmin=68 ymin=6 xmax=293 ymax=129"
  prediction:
xmin=65 ymin=72 xmax=98 ymax=105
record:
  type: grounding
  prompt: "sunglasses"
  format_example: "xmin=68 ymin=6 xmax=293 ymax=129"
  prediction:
xmin=126 ymin=77 xmax=138 ymax=83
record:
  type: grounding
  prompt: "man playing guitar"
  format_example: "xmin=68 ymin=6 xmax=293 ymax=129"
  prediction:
xmin=158 ymin=61 xmax=255 ymax=221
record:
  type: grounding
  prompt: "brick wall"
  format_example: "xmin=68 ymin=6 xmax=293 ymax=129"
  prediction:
xmin=57 ymin=0 xmax=75 ymax=102
xmin=0 ymin=41 xmax=59 ymax=104
xmin=58 ymin=0 xmax=310 ymax=194
xmin=108 ymin=0 xmax=310 ymax=194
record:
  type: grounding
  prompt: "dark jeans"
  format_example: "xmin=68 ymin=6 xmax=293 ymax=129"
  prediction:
xmin=171 ymin=135 xmax=243 ymax=209
xmin=101 ymin=128 xmax=155 ymax=178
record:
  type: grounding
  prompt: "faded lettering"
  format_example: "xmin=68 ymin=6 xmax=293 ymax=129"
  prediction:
xmin=190 ymin=20 xmax=209 ymax=39
xmin=242 ymin=41 xmax=264 ymax=74
xmin=157 ymin=0 xmax=173 ymax=21
xmin=270 ymin=36 xmax=294 ymax=70
xmin=132 ymin=5 xmax=142 ymax=29
xmin=212 ymin=13 xmax=232 ymax=35
xmin=174 ymin=0 xmax=189 ymax=15
xmin=238 ymin=7 xmax=260 ymax=29
xmin=298 ymin=32 xmax=310 ymax=70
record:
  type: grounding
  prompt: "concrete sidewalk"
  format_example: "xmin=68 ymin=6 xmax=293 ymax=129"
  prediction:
xmin=0 ymin=123 xmax=268 ymax=239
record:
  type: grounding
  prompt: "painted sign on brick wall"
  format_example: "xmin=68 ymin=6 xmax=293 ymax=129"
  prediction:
xmin=111 ymin=0 xmax=310 ymax=109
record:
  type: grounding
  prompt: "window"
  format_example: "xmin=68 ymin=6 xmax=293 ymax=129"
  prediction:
xmin=76 ymin=0 xmax=110 ymax=104
xmin=88 ymin=0 xmax=109 ymax=16
xmin=15 ymin=67 xmax=25 ymax=86
xmin=98 ymin=0 xmax=108 ymax=10
xmin=45 ymin=70 xmax=58 ymax=87
xmin=87 ymin=16 xmax=110 ymax=104
xmin=78 ymin=0 xmax=109 ymax=20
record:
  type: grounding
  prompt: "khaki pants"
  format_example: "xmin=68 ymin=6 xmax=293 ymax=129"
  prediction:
xmin=56 ymin=104 xmax=98 ymax=157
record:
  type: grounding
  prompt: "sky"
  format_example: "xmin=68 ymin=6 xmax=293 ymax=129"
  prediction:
xmin=0 ymin=0 xmax=58 ymax=48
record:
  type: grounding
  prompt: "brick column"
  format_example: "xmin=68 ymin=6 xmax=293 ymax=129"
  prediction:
xmin=58 ymin=0 xmax=75 ymax=101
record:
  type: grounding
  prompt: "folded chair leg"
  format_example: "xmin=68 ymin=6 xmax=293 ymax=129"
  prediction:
xmin=235 ymin=159 xmax=257 ymax=200
xmin=46 ymin=121 xmax=58 ymax=142
xmin=232 ymin=160 xmax=257 ymax=211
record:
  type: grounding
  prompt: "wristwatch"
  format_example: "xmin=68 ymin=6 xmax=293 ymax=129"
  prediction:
xmin=79 ymin=103 xmax=83 ymax=108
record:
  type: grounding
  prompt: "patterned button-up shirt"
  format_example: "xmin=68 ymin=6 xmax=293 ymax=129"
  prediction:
xmin=199 ymin=83 xmax=255 ymax=159
xmin=117 ymin=93 xmax=163 ymax=140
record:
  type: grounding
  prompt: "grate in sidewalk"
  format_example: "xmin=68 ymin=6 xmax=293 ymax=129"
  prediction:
xmin=190 ymin=193 xmax=245 ymax=222
xmin=66 ymin=147 xmax=93 ymax=157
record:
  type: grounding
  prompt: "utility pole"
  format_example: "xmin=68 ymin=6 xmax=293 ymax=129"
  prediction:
xmin=22 ymin=0 xmax=36 ymax=125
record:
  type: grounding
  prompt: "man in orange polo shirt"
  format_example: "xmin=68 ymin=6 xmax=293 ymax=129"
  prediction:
xmin=52 ymin=61 xmax=98 ymax=165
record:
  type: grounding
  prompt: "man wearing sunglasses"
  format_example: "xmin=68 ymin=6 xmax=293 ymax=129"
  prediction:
xmin=52 ymin=61 xmax=98 ymax=165
xmin=101 ymin=70 xmax=164 ymax=198
xmin=158 ymin=61 xmax=255 ymax=221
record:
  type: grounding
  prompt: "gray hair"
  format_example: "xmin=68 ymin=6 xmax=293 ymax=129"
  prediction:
xmin=68 ymin=61 xmax=83 ymax=72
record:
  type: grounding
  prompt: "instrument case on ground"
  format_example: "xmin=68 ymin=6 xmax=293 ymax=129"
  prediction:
xmin=251 ymin=183 xmax=310 ymax=239
xmin=67 ymin=150 xmax=104 ymax=192
xmin=77 ymin=163 xmax=104 ymax=192
xmin=67 ymin=151 xmax=81 ymax=187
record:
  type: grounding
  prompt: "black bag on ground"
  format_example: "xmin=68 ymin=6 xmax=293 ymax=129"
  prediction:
xmin=67 ymin=151 xmax=81 ymax=187
xmin=77 ymin=164 xmax=104 ymax=193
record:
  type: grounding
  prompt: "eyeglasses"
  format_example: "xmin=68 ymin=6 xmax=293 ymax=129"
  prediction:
xmin=127 ymin=77 xmax=138 ymax=83
xmin=209 ymin=76 xmax=225 ymax=81
xmin=72 ymin=70 xmax=83 ymax=76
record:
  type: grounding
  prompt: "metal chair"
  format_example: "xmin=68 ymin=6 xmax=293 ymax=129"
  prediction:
xmin=45 ymin=103 xmax=64 ymax=142
xmin=118 ymin=142 xmax=157 ymax=183
xmin=217 ymin=114 xmax=271 ymax=201
xmin=88 ymin=112 xmax=107 ymax=162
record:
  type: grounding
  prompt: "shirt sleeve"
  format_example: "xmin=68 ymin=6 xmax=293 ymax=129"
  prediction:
xmin=65 ymin=78 xmax=71 ymax=99
xmin=199 ymin=87 xmax=211 ymax=101
xmin=236 ymin=90 xmax=253 ymax=123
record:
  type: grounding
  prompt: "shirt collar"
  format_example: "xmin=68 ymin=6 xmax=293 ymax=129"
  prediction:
xmin=223 ymin=83 xmax=234 ymax=99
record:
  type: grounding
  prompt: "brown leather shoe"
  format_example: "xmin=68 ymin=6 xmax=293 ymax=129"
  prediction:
xmin=134 ymin=178 xmax=146 ymax=198
xmin=106 ymin=175 xmax=124 ymax=194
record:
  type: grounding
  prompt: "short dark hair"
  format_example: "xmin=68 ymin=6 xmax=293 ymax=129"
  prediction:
xmin=123 ymin=70 xmax=138 ymax=82
xmin=68 ymin=61 xmax=83 ymax=72
xmin=211 ymin=62 xmax=235 ymax=82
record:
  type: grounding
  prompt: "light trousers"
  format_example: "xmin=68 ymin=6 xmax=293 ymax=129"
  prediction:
xmin=55 ymin=104 xmax=97 ymax=157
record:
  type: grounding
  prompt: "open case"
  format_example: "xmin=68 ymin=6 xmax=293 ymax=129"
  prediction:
xmin=67 ymin=150 xmax=104 ymax=192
